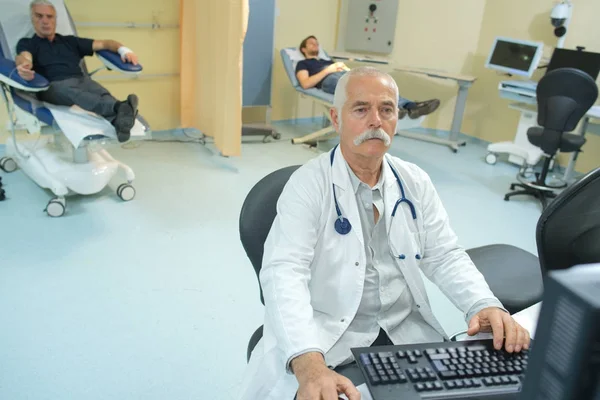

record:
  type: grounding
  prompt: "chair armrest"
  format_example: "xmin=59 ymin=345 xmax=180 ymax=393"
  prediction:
xmin=0 ymin=57 xmax=49 ymax=92
xmin=96 ymin=50 xmax=143 ymax=75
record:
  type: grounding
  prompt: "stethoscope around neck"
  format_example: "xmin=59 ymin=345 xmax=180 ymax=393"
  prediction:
xmin=330 ymin=145 xmax=417 ymax=235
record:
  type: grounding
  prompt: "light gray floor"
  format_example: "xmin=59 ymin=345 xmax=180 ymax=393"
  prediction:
xmin=0 ymin=122 xmax=544 ymax=400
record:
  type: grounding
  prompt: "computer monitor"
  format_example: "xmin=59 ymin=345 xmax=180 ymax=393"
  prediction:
xmin=520 ymin=263 xmax=600 ymax=400
xmin=485 ymin=36 xmax=544 ymax=78
xmin=547 ymin=48 xmax=600 ymax=80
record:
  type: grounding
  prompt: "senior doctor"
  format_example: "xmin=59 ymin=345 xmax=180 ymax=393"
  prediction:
xmin=238 ymin=66 xmax=530 ymax=400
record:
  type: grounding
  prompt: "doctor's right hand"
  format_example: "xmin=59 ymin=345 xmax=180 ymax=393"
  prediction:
xmin=292 ymin=352 xmax=361 ymax=400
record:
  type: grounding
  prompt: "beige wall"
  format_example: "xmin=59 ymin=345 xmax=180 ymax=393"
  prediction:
xmin=268 ymin=0 xmax=600 ymax=173
xmin=0 ymin=0 xmax=180 ymax=145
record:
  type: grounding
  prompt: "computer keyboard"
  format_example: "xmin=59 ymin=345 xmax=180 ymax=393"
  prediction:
xmin=352 ymin=339 xmax=529 ymax=400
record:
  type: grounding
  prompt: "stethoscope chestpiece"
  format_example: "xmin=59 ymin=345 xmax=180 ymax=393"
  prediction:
xmin=335 ymin=217 xmax=352 ymax=235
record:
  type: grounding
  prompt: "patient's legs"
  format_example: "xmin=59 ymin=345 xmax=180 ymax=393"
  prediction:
xmin=38 ymin=77 xmax=118 ymax=119
xmin=38 ymin=77 xmax=138 ymax=142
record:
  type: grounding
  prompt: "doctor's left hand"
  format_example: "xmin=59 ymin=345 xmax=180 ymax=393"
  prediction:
xmin=467 ymin=307 xmax=530 ymax=353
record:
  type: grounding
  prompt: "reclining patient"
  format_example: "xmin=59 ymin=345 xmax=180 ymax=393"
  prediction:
xmin=14 ymin=0 xmax=139 ymax=142
xmin=296 ymin=35 xmax=440 ymax=120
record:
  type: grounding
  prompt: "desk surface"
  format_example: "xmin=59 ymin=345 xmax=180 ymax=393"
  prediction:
xmin=329 ymin=51 xmax=476 ymax=83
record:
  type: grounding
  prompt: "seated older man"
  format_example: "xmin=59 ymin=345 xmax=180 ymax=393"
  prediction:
xmin=15 ymin=0 xmax=140 ymax=142
xmin=239 ymin=66 xmax=530 ymax=400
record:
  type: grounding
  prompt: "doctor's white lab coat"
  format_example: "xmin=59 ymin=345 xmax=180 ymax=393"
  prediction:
xmin=238 ymin=146 xmax=502 ymax=400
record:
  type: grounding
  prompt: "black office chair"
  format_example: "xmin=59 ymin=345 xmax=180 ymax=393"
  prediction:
xmin=535 ymin=166 xmax=600 ymax=275
xmin=239 ymin=165 xmax=301 ymax=362
xmin=466 ymin=166 xmax=600 ymax=318
xmin=504 ymin=68 xmax=599 ymax=209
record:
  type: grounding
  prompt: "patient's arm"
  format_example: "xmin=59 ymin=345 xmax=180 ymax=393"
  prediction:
xmin=296 ymin=63 xmax=341 ymax=90
xmin=93 ymin=40 xmax=139 ymax=65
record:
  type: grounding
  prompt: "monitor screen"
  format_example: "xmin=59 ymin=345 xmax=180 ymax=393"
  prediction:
xmin=547 ymin=48 xmax=600 ymax=80
xmin=485 ymin=37 xmax=544 ymax=78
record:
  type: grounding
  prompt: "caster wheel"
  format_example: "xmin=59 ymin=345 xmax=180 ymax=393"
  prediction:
xmin=485 ymin=153 xmax=497 ymax=165
xmin=262 ymin=136 xmax=271 ymax=143
xmin=510 ymin=184 xmax=516 ymax=190
xmin=46 ymin=198 xmax=66 ymax=217
xmin=273 ymin=133 xmax=281 ymax=140
xmin=0 ymin=188 xmax=5 ymax=201
xmin=452 ymin=149 xmax=458 ymax=154
xmin=0 ymin=157 xmax=17 ymax=173
xmin=117 ymin=184 xmax=135 ymax=201
xmin=504 ymin=196 xmax=509 ymax=202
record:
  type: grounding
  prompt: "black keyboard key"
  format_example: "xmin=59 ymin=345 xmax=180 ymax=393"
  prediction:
xmin=472 ymin=378 xmax=482 ymax=387
xmin=381 ymin=375 xmax=389 ymax=383
xmin=408 ymin=355 xmax=418 ymax=364
xmin=444 ymin=381 xmax=457 ymax=389
xmin=467 ymin=345 xmax=486 ymax=352
xmin=463 ymin=378 xmax=473 ymax=388
xmin=425 ymin=382 xmax=434 ymax=391
xmin=454 ymin=380 xmax=465 ymax=388
xmin=397 ymin=374 xmax=408 ymax=384
xmin=473 ymin=368 xmax=483 ymax=376
xmin=432 ymin=360 xmax=447 ymax=373
xmin=439 ymin=371 xmax=458 ymax=379
xmin=509 ymin=376 xmax=520 ymax=384
xmin=396 ymin=350 xmax=406 ymax=358
xmin=426 ymin=349 xmax=438 ymax=356
xmin=418 ymin=372 xmax=429 ymax=381
xmin=483 ymin=377 xmax=494 ymax=386
xmin=492 ymin=377 xmax=503 ymax=385
xmin=360 ymin=353 xmax=371 ymax=365
xmin=428 ymin=353 xmax=450 ymax=360
xmin=413 ymin=349 xmax=423 ymax=357
xmin=433 ymin=381 xmax=444 ymax=390
xmin=415 ymin=383 xmax=426 ymax=392
xmin=501 ymin=376 xmax=511 ymax=385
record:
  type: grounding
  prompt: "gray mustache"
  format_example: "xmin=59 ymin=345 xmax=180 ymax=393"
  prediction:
xmin=353 ymin=129 xmax=391 ymax=146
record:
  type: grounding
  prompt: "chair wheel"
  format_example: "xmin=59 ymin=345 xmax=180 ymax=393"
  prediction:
xmin=485 ymin=153 xmax=497 ymax=165
xmin=0 ymin=157 xmax=17 ymax=173
xmin=273 ymin=133 xmax=281 ymax=140
xmin=46 ymin=198 xmax=66 ymax=217
xmin=504 ymin=195 xmax=509 ymax=201
xmin=117 ymin=184 xmax=135 ymax=201
xmin=510 ymin=184 xmax=515 ymax=190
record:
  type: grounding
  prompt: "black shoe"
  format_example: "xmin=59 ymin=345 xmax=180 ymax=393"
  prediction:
xmin=112 ymin=102 xmax=136 ymax=143
xmin=407 ymin=99 xmax=441 ymax=119
xmin=127 ymin=94 xmax=139 ymax=116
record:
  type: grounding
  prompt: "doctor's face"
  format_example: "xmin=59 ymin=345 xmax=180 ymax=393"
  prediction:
xmin=31 ymin=4 xmax=57 ymax=39
xmin=333 ymin=75 xmax=398 ymax=160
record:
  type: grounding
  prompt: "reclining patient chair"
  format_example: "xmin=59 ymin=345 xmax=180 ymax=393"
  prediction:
xmin=0 ymin=0 xmax=150 ymax=217
xmin=280 ymin=47 xmax=426 ymax=145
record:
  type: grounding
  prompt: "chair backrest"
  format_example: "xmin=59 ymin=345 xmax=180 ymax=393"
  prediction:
xmin=535 ymin=67 xmax=598 ymax=154
xmin=536 ymin=167 xmax=600 ymax=275
xmin=239 ymin=165 xmax=301 ymax=305
xmin=0 ymin=0 xmax=75 ymax=60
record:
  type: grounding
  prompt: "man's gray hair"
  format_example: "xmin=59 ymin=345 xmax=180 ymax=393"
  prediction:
xmin=30 ymin=0 xmax=55 ymax=15
xmin=332 ymin=66 xmax=399 ymax=115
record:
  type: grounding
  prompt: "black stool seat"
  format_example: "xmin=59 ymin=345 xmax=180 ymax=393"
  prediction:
xmin=466 ymin=244 xmax=544 ymax=315
xmin=527 ymin=127 xmax=586 ymax=153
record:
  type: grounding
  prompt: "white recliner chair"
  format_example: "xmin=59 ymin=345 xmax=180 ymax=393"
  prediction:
xmin=0 ymin=0 xmax=150 ymax=217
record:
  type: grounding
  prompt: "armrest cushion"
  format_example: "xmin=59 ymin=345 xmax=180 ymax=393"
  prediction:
xmin=0 ymin=57 xmax=49 ymax=92
xmin=96 ymin=50 xmax=143 ymax=74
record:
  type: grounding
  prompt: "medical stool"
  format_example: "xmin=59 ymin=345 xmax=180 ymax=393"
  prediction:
xmin=504 ymin=68 xmax=598 ymax=209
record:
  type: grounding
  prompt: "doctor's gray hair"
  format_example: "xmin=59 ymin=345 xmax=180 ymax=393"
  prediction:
xmin=332 ymin=66 xmax=399 ymax=116
xmin=30 ymin=0 xmax=56 ymax=15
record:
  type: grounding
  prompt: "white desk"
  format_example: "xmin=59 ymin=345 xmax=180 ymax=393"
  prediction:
xmin=329 ymin=51 xmax=477 ymax=153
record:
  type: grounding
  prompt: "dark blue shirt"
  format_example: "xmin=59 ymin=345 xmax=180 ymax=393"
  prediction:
xmin=296 ymin=58 xmax=334 ymax=88
xmin=16 ymin=33 xmax=94 ymax=82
